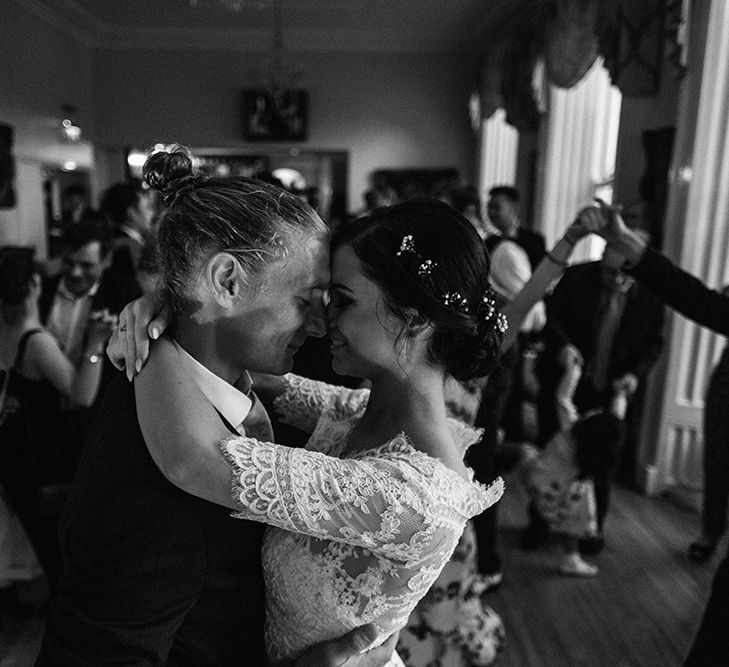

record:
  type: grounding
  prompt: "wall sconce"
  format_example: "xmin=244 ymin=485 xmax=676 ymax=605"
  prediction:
xmin=61 ymin=104 xmax=82 ymax=143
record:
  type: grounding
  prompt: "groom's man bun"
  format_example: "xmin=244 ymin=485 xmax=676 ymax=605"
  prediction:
xmin=142 ymin=143 xmax=327 ymax=311
xmin=143 ymin=145 xmax=192 ymax=186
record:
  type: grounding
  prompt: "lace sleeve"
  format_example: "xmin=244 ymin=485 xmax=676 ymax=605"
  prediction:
xmin=272 ymin=374 xmax=370 ymax=433
xmin=221 ymin=435 xmax=502 ymax=561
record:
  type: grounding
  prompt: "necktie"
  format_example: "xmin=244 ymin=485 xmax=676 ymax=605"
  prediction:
xmin=238 ymin=391 xmax=274 ymax=442
xmin=590 ymin=286 xmax=623 ymax=392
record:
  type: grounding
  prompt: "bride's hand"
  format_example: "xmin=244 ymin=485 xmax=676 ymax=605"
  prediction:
xmin=106 ymin=289 xmax=172 ymax=380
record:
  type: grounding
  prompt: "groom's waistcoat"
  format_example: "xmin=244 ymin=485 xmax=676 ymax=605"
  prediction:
xmin=37 ymin=375 xmax=267 ymax=666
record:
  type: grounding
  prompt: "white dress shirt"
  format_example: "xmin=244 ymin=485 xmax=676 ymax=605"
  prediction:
xmin=46 ymin=280 xmax=100 ymax=366
xmin=490 ymin=239 xmax=546 ymax=333
xmin=172 ymin=340 xmax=252 ymax=435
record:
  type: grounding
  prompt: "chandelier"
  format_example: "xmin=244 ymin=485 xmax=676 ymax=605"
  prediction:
xmin=251 ymin=0 xmax=304 ymax=93
xmin=189 ymin=0 xmax=304 ymax=93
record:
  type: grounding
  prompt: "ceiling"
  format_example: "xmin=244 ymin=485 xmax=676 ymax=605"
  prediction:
xmin=20 ymin=0 xmax=530 ymax=52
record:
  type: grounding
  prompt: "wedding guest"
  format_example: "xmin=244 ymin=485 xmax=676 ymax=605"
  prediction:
xmin=533 ymin=230 xmax=665 ymax=554
xmin=688 ymin=291 xmax=729 ymax=563
xmin=0 ymin=250 xmax=115 ymax=592
xmin=486 ymin=185 xmax=546 ymax=270
xmin=39 ymin=216 xmax=139 ymax=470
xmin=449 ymin=183 xmax=544 ymax=588
xmin=585 ymin=202 xmax=729 ymax=666
xmin=100 ymin=180 xmax=156 ymax=287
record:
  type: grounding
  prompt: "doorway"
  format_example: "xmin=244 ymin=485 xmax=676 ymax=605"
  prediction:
xmin=42 ymin=166 xmax=92 ymax=259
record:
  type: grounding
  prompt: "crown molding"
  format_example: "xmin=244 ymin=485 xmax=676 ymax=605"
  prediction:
xmin=95 ymin=27 xmax=472 ymax=52
xmin=16 ymin=0 xmax=478 ymax=53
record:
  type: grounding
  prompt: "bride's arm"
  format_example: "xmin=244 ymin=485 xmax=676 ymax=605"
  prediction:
xmin=134 ymin=336 xmax=239 ymax=508
xmin=238 ymin=372 xmax=369 ymax=434
xmin=136 ymin=340 xmax=502 ymax=553
xmin=222 ymin=437 xmax=503 ymax=552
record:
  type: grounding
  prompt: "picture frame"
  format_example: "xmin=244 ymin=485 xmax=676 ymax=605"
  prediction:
xmin=242 ymin=89 xmax=308 ymax=142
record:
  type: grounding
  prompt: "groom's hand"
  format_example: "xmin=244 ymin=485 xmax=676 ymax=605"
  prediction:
xmin=295 ymin=625 xmax=399 ymax=666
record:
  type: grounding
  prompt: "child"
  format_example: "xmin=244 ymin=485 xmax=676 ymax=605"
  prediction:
xmin=522 ymin=358 xmax=627 ymax=576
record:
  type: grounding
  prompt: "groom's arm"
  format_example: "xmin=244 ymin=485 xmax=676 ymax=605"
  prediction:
xmin=296 ymin=627 xmax=400 ymax=667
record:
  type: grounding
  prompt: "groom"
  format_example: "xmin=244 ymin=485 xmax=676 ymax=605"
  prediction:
xmin=36 ymin=179 xmax=394 ymax=666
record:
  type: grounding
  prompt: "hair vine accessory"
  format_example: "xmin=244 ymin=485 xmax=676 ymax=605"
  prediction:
xmin=481 ymin=291 xmax=508 ymax=333
xmin=443 ymin=291 xmax=469 ymax=312
xmin=396 ymin=234 xmax=415 ymax=256
xmin=394 ymin=233 xmax=438 ymax=281
xmin=418 ymin=259 xmax=437 ymax=276
xmin=481 ymin=295 xmax=497 ymax=321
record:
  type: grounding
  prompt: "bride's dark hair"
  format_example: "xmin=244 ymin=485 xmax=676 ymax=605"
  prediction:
xmin=332 ymin=198 xmax=504 ymax=382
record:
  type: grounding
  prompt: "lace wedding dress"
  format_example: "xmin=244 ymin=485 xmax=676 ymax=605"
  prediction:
xmin=219 ymin=374 xmax=504 ymax=666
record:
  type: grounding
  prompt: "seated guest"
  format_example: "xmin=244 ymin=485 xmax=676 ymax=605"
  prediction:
xmin=100 ymin=180 xmax=156 ymax=287
xmin=39 ymin=217 xmax=140 ymax=468
xmin=0 ymin=249 xmax=115 ymax=591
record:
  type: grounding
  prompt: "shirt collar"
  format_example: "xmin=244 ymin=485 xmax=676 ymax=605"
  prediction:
xmin=58 ymin=278 xmax=100 ymax=301
xmin=172 ymin=339 xmax=252 ymax=430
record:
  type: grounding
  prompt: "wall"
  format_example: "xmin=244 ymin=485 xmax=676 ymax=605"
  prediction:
xmin=92 ymin=48 xmax=475 ymax=212
xmin=613 ymin=58 xmax=681 ymax=204
xmin=0 ymin=1 xmax=95 ymax=254
xmin=612 ymin=65 xmax=680 ymax=492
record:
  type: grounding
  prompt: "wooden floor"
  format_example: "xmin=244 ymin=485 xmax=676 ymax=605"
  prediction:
xmin=0 ymin=476 xmax=724 ymax=667
xmin=487 ymin=474 xmax=723 ymax=667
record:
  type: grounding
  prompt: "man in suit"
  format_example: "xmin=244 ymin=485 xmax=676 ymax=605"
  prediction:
xmin=534 ymin=234 xmax=665 ymax=552
xmin=40 ymin=215 xmax=140 ymax=470
xmin=486 ymin=185 xmax=546 ymax=270
xmin=593 ymin=206 xmax=728 ymax=666
xmin=100 ymin=180 xmax=156 ymax=288
xmin=37 ymin=173 xmax=394 ymax=667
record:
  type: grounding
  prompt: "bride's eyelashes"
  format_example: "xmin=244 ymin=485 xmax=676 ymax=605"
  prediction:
xmin=330 ymin=293 xmax=353 ymax=310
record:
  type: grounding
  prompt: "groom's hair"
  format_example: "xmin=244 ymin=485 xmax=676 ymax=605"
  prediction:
xmin=143 ymin=146 xmax=326 ymax=309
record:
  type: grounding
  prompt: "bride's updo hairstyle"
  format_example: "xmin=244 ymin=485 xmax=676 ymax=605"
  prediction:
xmin=332 ymin=198 xmax=504 ymax=382
xmin=143 ymin=144 xmax=326 ymax=310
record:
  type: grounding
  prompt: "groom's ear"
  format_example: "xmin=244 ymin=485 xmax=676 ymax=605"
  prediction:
xmin=207 ymin=252 xmax=247 ymax=308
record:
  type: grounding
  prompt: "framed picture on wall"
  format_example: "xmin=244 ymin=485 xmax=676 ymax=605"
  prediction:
xmin=242 ymin=89 xmax=307 ymax=141
xmin=0 ymin=123 xmax=17 ymax=208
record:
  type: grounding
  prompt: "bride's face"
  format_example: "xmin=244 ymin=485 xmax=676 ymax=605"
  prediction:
xmin=328 ymin=244 xmax=404 ymax=379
